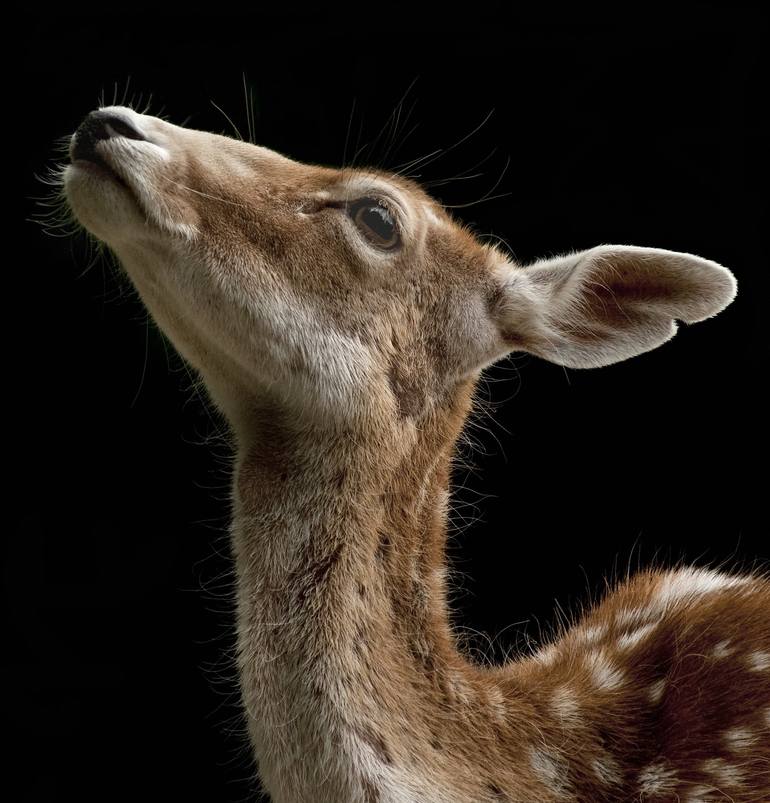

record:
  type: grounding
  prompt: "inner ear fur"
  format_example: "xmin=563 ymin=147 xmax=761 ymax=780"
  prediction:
xmin=493 ymin=245 xmax=737 ymax=369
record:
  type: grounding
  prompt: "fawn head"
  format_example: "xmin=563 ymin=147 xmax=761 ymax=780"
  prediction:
xmin=63 ymin=106 xmax=737 ymax=441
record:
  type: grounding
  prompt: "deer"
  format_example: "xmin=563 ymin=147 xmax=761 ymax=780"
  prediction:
xmin=58 ymin=105 xmax=769 ymax=803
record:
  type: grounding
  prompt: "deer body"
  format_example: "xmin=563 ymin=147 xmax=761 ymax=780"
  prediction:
xmin=61 ymin=106 xmax=769 ymax=802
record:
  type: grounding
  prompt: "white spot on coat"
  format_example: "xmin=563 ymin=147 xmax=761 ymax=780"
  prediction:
xmin=710 ymin=639 xmax=733 ymax=659
xmin=684 ymin=785 xmax=716 ymax=803
xmin=529 ymin=746 xmax=567 ymax=792
xmin=746 ymin=650 xmax=770 ymax=672
xmin=701 ymin=757 xmax=744 ymax=787
xmin=637 ymin=759 xmax=678 ymax=795
xmin=617 ymin=622 xmax=657 ymax=650
xmin=655 ymin=568 xmax=747 ymax=610
xmin=584 ymin=649 xmax=624 ymax=690
xmin=648 ymin=678 xmax=666 ymax=704
xmin=533 ymin=643 xmax=559 ymax=666
xmin=580 ymin=624 xmax=607 ymax=644
xmin=486 ymin=684 xmax=507 ymax=725
xmin=723 ymin=726 xmax=756 ymax=751
xmin=592 ymin=754 xmax=622 ymax=785
xmin=551 ymin=685 xmax=581 ymax=726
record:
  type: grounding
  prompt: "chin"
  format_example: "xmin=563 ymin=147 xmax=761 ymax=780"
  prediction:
xmin=63 ymin=161 xmax=144 ymax=244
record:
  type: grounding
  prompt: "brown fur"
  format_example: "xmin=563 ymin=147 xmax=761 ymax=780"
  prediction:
xmin=62 ymin=106 xmax=765 ymax=803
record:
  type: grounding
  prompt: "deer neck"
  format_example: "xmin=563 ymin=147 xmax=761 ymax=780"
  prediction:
xmin=231 ymin=384 xmax=476 ymax=667
xmin=230 ymin=383 xmax=485 ymax=792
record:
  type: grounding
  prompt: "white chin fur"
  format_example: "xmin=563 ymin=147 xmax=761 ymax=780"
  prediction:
xmin=63 ymin=162 xmax=144 ymax=243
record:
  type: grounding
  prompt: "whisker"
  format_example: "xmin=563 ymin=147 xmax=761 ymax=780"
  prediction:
xmin=423 ymin=147 xmax=499 ymax=188
xmin=443 ymin=154 xmax=512 ymax=209
xmin=379 ymin=76 xmax=420 ymax=167
xmin=394 ymin=148 xmax=443 ymax=176
xmin=162 ymin=176 xmax=250 ymax=208
xmin=342 ymin=96 xmax=357 ymax=171
xmin=351 ymin=138 xmax=373 ymax=167
xmin=423 ymin=172 xmax=485 ymax=188
xmin=130 ymin=314 xmax=152 ymax=408
xmin=351 ymin=107 xmax=367 ymax=168
xmin=242 ymin=73 xmax=257 ymax=144
xmin=120 ymin=75 xmax=132 ymax=107
xmin=393 ymin=107 xmax=496 ymax=176
xmin=242 ymin=73 xmax=254 ymax=144
xmin=211 ymin=99 xmax=244 ymax=141
xmin=385 ymin=111 xmax=420 ymax=165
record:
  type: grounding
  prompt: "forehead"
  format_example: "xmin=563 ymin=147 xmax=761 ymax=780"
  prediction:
xmin=206 ymin=133 xmax=446 ymax=216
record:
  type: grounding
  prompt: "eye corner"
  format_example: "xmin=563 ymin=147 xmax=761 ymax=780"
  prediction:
xmin=298 ymin=197 xmax=343 ymax=215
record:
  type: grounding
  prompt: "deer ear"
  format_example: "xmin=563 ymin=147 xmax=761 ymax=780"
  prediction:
xmin=490 ymin=245 xmax=737 ymax=369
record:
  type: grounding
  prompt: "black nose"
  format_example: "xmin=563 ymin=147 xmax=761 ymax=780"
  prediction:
xmin=71 ymin=110 xmax=146 ymax=163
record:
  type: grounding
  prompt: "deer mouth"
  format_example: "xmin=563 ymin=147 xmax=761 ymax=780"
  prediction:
xmin=70 ymin=143 xmax=130 ymax=189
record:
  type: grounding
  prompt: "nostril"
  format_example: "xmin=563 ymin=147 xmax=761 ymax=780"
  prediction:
xmin=99 ymin=114 xmax=146 ymax=142
xmin=71 ymin=110 xmax=147 ymax=164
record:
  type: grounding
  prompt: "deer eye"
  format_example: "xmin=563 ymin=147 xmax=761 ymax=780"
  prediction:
xmin=346 ymin=197 xmax=400 ymax=251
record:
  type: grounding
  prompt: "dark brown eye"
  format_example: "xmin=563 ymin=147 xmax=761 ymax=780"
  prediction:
xmin=346 ymin=197 xmax=400 ymax=250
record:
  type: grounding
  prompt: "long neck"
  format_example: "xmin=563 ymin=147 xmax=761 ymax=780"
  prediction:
xmin=230 ymin=383 xmax=529 ymax=800
xmin=230 ymin=390 xmax=673 ymax=803
xmin=232 ymin=387 xmax=468 ymax=636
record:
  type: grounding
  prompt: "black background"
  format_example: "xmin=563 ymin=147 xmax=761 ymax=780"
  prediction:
xmin=11 ymin=7 xmax=767 ymax=802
